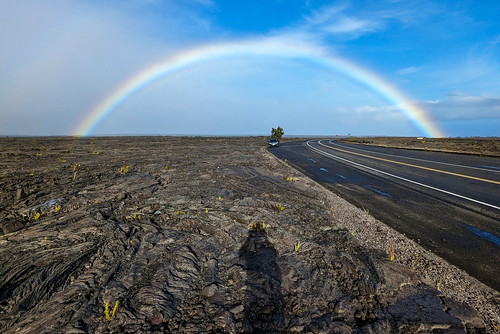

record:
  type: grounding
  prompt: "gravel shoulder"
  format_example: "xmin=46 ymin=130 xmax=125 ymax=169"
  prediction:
xmin=0 ymin=137 xmax=498 ymax=333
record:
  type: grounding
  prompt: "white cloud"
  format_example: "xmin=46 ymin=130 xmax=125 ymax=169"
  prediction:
xmin=323 ymin=16 xmax=379 ymax=34
xmin=305 ymin=3 xmax=349 ymax=26
xmin=301 ymin=3 xmax=383 ymax=39
xmin=396 ymin=66 xmax=422 ymax=75
xmin=0 ymin=0 xmax=210 ymax=135
xmin=421 ymin=94 xmax=500 ymax=121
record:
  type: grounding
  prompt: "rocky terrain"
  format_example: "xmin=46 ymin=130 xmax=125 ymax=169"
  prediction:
xmin=0 ymin=136 xmax=498 ymax=333
xmin=338 ymin=137 xmax=499 ymax=157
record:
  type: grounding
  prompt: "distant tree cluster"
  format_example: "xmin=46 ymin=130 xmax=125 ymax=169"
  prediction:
xmin=271 ymin=126 xmax=284 ymax=140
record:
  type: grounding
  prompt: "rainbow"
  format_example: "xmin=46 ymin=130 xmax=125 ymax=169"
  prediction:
xmin=72 ymin=39 xmax=445 ymax=137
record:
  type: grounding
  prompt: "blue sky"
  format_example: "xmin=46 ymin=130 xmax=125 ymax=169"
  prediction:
xmin=1 ymin=0 xmax=499 ymax=137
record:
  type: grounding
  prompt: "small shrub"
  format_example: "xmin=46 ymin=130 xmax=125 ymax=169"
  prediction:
xmin=118 ymin=165 xmax=129 ymax=175
xmin=104 ymin=300 xmax=120 ymax=321
xmin=387 ymin=246 xmax=395 ymax=261
xmin=294 ymin=241 xmax=302 ymax=252
xmin=70 ymin=163 xmax=81 ymax=180
xmin=247 ymin=222 xmax=270 ymax=231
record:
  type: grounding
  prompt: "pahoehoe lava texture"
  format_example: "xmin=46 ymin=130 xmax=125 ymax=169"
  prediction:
xmin=0 ymin=137 xmax=498 ymax=333
xmin=238 ymin=227 xmax=284 ymax=332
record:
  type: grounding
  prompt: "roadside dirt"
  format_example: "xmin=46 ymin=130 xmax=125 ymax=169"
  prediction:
xmin=0 ymin=137 xmax=498 ymax=333
xmin=338 ymin=137 xmax=500 ymax=157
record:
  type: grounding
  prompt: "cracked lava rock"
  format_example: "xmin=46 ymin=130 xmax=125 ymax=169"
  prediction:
xmin=0 ymin=137 xmax=498 ymax=333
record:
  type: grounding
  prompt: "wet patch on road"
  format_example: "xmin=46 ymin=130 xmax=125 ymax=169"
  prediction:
xmin=367 ymin=187 xmax=394 ymax=199
xmin=464 ymin=225 xmax=500 ymax=246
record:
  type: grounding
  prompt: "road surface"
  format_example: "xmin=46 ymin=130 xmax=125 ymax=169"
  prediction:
xmin=269 ymin=139 xmax=500 ymax=290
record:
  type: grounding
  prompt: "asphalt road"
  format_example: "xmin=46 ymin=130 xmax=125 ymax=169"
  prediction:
xmin=269 ymin=139 xmax=500 ymax=291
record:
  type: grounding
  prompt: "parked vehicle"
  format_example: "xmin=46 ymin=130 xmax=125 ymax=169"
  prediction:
xmin=268 ymin=138 xmax=279 ymax=148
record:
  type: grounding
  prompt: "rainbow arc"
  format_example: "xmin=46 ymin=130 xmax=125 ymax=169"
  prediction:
xmin=72 ymin=39 xmax=445 ymax=138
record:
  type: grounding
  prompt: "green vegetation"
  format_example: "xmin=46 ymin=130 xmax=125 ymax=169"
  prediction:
xmin=294 ymin=241 xmax=302 ymax=252
xmin=247 ymin=222 xmax=270 ymax=231
xmin=387 ymin=246 xmax=395 ymax=261
xmin=118 ymin=165 xmax=130 ymax=175
xmin=104 ymin=300 xmax=120 ymax=321
xmin=271 ymin=126 xmax=284 ymax=140
xmin=70 ymin=163 xmax=81 ymax=180
xmin=275 ymin=204 xmax=285 ymax=211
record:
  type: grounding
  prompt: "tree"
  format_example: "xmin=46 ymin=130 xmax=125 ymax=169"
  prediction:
xmin=271 ymin=126 xmax=284 ymax=140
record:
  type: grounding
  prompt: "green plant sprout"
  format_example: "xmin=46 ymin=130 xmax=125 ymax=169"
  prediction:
xmin=118 ymin=165 xmax=129 ymax=175
xmin=70 ymin=163 xmax=81 ymax=180
xmin=284 ymin=176 xmax=299 ymax=182
xmin=275 ymin=204 xmax=285 ymax=211
xmin=104 ymin=300 xmax=120 ymax=321
xmin=387 ymin=247 xmax=395 ymax=261
xmin=294 ymin=241 xmax=302 ymax=252
xmin=124 ymin=214 xmax=142 ymax=220
xmin=247 ymin=222 xmax=270 ymax=231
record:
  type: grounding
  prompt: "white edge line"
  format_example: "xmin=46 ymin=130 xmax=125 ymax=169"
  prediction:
xmin=307 ymin=140 xmax=500 ymax=211
xmin=327 ymin=140 xmax=500 ymax=173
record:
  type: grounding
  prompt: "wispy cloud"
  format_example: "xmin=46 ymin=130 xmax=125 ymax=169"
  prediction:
xmin=323 ymin=15 xmax=380 ymax=34
xmin=300 ymin=2 xmax=383 ymax=39
xmin=396 ymin=66 xmax=422 ymax=75
xmin=305 ymin=2 xmax=348 ymax=26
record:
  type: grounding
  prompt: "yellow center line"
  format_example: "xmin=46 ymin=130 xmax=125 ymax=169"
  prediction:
xmin=317 ymin=141 xmax=500 ymax=185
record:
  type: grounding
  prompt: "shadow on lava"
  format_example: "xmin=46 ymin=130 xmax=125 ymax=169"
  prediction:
xmin=238 ymin=224 xmax=285 ymax=333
